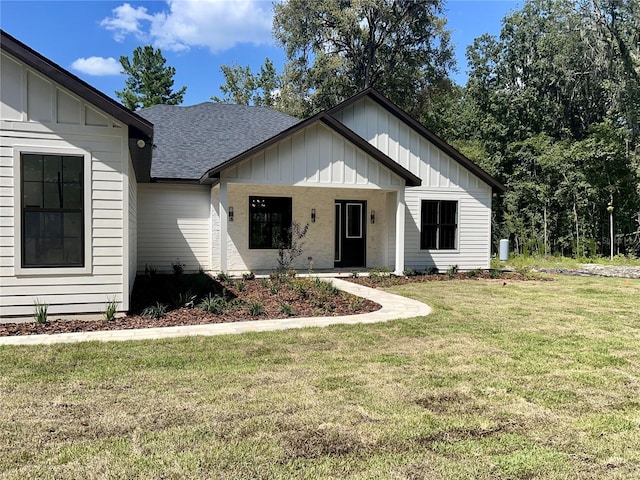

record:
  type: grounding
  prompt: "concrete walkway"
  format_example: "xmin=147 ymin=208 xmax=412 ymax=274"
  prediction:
xmin=0 ymin=279 xmax=431 ymax=346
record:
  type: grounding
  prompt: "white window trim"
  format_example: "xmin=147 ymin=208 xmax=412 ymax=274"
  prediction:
xmin=13 ymin=145 xmax=93 ymax=276
xmin=418 ymin=198 xmax=461 ymax=254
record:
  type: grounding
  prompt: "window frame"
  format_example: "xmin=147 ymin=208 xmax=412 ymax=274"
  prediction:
xmin=14 ymin=146 xmax=92 ymax=276
xmin=248 ymin=195 xmax=293 ymax=250
xmin=420 ymin=199 xmax=459 ymax=251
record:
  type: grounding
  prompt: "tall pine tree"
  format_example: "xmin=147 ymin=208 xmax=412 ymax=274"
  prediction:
xmin=116 ymin=45 xmax=187 ymax=111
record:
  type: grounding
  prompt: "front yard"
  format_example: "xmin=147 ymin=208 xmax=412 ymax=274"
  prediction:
xmin=1 ymin=275 xmax=639 ymax=478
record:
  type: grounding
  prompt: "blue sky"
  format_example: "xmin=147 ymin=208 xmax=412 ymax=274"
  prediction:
xmin=1 ymin=0 xmax=520 ymax=106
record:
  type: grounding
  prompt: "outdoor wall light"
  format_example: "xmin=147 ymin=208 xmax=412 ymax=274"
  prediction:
xmin=228 ymin=206 xmax=234 ymax=221
xmin=370 ymin=210 xmax=375 ymax=224
xmin=311 ymin=208 xmax=316 ymax=223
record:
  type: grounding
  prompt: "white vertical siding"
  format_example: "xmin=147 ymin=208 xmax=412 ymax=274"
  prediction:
xmin=137 ymin=184 xmax=211 ymax=273
xmin=335 ymin=97 xmax=494 ymax=270
xmin=0 ymin=51 xmax=130 ymax=317
xmin=222 ymin=121 xmax=404 ymax=189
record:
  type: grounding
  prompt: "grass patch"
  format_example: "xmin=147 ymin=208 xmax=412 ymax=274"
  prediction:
xmin=505 ymin=253 xmax=640 ymax=269
xmin=1 ymin=276 xmax=639 ymax=478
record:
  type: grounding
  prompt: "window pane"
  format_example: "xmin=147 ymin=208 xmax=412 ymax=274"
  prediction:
xmin=63 ymin=183 xmax=82 ymax=209
xmin=43 ymin=155 xmax=62 ymax=182
xmin=64 ymin=212 xmax=82 ymax=238
xmin=440 ymin=226 xmax=456 ymax=249
xmin=423 ymin=201 xmax=438 ymax=225
xmin=44 ymin=182 xmax=62 ymax=208
xmin=63 ymin=156 xmax=83 ymax=183
xmin=63 ymin=235 xmax=82 ymax=264
xmin=346 ymin=204 xmax=362 ymax=238
xmin=23 ymin=155 xmax=42 ymax=181
xmin=422 ymin=227 xmax=437 ymax=249
xmin=441 ymin=201 xmax=457 ymax=225
xmin=23 ymin=181 xmax=43 ymax=208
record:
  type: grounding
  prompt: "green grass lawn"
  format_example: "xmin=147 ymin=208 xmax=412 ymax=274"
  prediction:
xmin=1 ymin=275 xmax=639 ymax=479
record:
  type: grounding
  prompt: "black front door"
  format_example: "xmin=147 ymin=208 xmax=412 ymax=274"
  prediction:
xmin=334 ymin=200 xmax=366 ymax=268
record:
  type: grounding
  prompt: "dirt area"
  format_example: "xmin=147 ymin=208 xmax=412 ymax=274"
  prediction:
xmin=534 ymin=264 xmax=640 ymax=279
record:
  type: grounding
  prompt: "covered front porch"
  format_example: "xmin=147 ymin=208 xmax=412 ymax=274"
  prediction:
xmin=211 ymin=183 xmax=407 ymax=275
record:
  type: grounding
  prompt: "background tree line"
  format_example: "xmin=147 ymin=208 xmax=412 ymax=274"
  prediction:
xmin=118 ymin=0 xmax=640 ymax=257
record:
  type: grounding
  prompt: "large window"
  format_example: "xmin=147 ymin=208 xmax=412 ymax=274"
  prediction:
xmin=21 ymin=154 xmax=84 ymax=267
xmin=249 ymin=196 xmax=292 ymax=249
xmin=420 ymin=200 xmax=457 ymax=250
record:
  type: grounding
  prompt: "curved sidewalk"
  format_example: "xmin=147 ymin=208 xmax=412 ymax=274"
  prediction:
xmin=0 ymin=279 xmax=431 ymax=346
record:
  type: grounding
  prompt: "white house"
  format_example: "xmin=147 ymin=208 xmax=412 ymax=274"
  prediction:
xmin=0 ymin=31 xmax=504 ymax=318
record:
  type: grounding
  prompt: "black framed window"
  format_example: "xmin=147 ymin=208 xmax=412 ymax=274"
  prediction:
xmin=420 ymin=200 xmax=457 ymax=250
xmin=249 ymin=196 xmax=292 ymax=249
xmin=21 ymin=154 xmax=84 ymax=267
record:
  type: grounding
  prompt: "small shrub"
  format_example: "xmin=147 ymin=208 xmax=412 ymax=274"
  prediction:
xmin=279 ymin=303 xmax=294 ymax=316
xmin=349 ymin=297 xmax=364 ymax=311
xmin=403 ymin=268 xmax=417 ymax=277
xmin=291 ymin=281 xmax=307 ymax=298
xmin=33 ymin=299 xmax=48 ymax=324
xmin=103 ymin=297 xmax=118 ymax=321
xmin=446 ymin=265 xmax=459 ymax=279
xmin=236 ymin=281 xmax=246 ymax=292
xmin=217 ymin=271 xmax=230 ymax=282
xmin=275 ymin=221 xmax=309 ymax=279
xmin=248 ymin=301 xmax=263 ymax=316
xmin=242 ymin=271 xmax=255 ymax=281
xmin=171 ymin=259 xmax=185 ymax=276
xmin=269 ymin=282 xmax=279 ymax=295
xmin=313 ymin=278 xmax=338 ymax=295
xmin=424 ymin=266 xmax=439 ymax=275
xmin=144 ymin=264 xmax=157 ymax=277
xmin=466 ymin=269 xmax=481 ymax=278
xmin=489 ymin=268 xmax=501 ymax=279
xmin=261 ymin=278 xmax=270 ymax=288
xmin=287 ymin=269 xmax=298 ymax=278
xmin=175 ymin=290 xmax=196 ymax=309
xmin=351 ymin=271 xmax=359 ymax=278
xmin=142 ymin=302 xmax=167 ymax=319
xmin=199 ymin=294 xmax=227 ymax=314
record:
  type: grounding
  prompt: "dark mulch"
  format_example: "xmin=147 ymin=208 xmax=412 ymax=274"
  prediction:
xmin=346 ymin=270 xmax=551 ymax=288
xmin=0 ymin=275 xmax=380 ymax=337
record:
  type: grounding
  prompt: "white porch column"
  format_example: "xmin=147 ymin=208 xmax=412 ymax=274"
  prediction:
xmin=219 ymin=179 xmax=228 ymax=272
xmin=394 ymin=188 xmax=405 ymax=275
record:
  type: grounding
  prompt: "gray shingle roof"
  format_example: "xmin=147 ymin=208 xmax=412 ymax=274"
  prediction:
xmin=138 ymin=103 xmax=300 ymax=180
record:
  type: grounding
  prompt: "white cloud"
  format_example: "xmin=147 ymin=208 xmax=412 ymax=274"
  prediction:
xmin=100 ymin=3 xmax=153 ymax=42
xmin=71 ymin=56 xmax=121 ymax=76
xmin=101 ymin=0 xmax=273 ymax=53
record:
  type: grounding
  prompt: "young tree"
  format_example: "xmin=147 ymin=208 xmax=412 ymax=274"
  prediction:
xmin=116 ymin=45 xmax=187 ymax=110
xmin=211 ymin=58 xmax=281 ymax=108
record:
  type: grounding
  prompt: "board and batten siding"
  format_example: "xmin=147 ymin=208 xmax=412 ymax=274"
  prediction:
xmin=0 ymin=51 xmax=133 ymax=317
xmin=137 ymin=184 xmax=211 ymax=273
xmin=335 ymin=97 xmax=493 ymax=270
xmin=222 ymin=121 xmax=404 ymax=189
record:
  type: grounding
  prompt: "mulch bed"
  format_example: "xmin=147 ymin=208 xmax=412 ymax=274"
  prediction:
xmin=0 ymin=277 xmax=380 ymax=337
xmin=346 ymin=270 xmax=549 ymax=288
